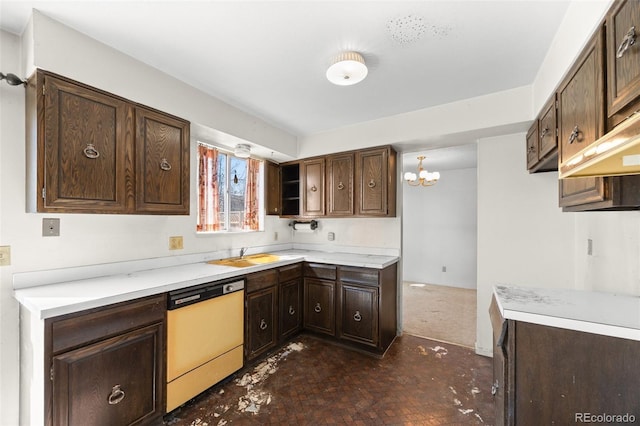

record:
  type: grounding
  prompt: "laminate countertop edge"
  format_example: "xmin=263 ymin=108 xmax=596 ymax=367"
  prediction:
xmin=493 ymin=285 xmax=640 ymax=342
xmin=14 ymin=249 xmax=399 ymax=320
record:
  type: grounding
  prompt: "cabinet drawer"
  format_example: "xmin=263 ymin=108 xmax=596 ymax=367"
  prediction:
xmin=279 ymin=263 xmax=302 ymax=282
xmin=304 ymin=263 xmax=337 ymax=280
xmin=339 ymin=266 xmax=379 ymax=287
xmin=246 ymin=269 xmax=278 ymax=293
xmin=51 ymin=294 xmax=165 ymax=354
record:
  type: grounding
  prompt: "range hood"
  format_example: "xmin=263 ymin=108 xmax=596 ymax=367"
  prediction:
xmin=560 ymin=111 xmax=640 ymax=178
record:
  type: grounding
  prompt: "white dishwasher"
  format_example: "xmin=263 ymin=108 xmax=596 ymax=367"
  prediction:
xmin=166 ymin=279 xmax=245 ymax=412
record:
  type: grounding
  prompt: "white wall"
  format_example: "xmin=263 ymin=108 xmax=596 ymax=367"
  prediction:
xmin=476 ymin=133 xmax=575 ymax=355
xmin=403 ymin=167 xmax=477 ymax=289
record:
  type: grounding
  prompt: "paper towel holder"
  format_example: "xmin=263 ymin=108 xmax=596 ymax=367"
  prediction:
xmin=289 ymin=220 xmax=318 ymax=230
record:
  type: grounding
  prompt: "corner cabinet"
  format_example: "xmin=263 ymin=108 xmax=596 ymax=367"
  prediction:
xmin=303 ymin=263 xmax=337 ymax=336
xmin=27 ymin=69 xmax=190 ymax=215
xmin=46 ymin=295 xmax=166 ymax=426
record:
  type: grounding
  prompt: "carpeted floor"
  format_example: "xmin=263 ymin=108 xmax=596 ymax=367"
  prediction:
xmin=163 ymin=333 xmax=493 ymax=425
xmin=402 ymin=282 xmax=477 ymax=349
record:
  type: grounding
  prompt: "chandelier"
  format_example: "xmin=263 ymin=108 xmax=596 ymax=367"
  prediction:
xmin=404 ymin=156 xmax=440 ymax=186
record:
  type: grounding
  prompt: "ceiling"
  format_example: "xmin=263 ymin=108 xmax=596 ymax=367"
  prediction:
xmin=1 ymin=0 xmax=571 ymax=168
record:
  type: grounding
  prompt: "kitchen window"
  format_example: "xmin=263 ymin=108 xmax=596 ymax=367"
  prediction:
xmin=197 ymin=142 xmax=264 ymax=232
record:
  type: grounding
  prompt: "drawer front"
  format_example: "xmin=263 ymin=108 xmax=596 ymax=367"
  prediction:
xmin=304 ymin=262 xmax=337 ymax=280
xmin=339 ymin=266 xmax=379 ymax=287
xmin=246 ymin=269 xmax=278 ymax=293
xmin=279 ymin=263 xmax=302 ymax=282
xmin=51 ymin=294 xmax=166 ymax=354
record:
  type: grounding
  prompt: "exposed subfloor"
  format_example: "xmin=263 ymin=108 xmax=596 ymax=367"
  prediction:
xmin=163 ymin=333 xmax=494 ymax=425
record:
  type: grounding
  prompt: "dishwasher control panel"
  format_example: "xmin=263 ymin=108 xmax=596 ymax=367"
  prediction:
xmin=167 ymin=279 xmax=245 ymax=310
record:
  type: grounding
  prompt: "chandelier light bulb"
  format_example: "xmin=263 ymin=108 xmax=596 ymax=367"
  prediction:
xmin=404 ymin=156 xmax=440 ymax=187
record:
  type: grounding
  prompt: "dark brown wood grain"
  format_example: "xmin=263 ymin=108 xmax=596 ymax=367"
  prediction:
xmin=265 ymin=161 xmax=281 ymax=215
xmin=326 ymin=152 xmax=354 ymax=216
xmin=526 ymin=121 xmax=539 ymax=170
xmin=302 ymin=157 xmax=325 ymax=216
xmin=338 ymin=282 xmax=378 ymax=347
xmin=246 ymin=269 xmax=278 ymax=294
xmin=355 ymin=146 xmax=396 ymax=216
xmin=279 ymin=277 xmax=302 ymax=342
xmin=245 ymin=286 xmax=278 ymax=360
xmin=303 ymin=277 xmax=336 ymax=336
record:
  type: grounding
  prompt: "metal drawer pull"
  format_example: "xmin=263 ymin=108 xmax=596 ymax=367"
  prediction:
xmin=289 ymin=305 xmax=295 ymax=315
xmin=337 ymin=182 xmax=344 ymax=190
xmin=491 ymin=380 xmax=499 ymax=396
xmin=160 ymin=158 xmax=172 ymax=171
xmin=617 ymin=26 xmax=636 ymax=59
xmin=540 ymin=127 xmax=549 ymax=139
xmin=260 ymin=319 xmax=268 ymax=330
xmin=527 ymin=146 xmax=535 ymax=154
xmin=368 ymin=179 xmax=376 ymax=188
xmin=568 ymin=125 xmax=580 ymax=144
xmin=83 ymin=143 xmax=100 ymax=159
xmin=314 ymin=302 xmax=322 ymax=313
xmin=108 ymin=385 xmax=125 ymax=405
xmin=310 ymin=185 xmax=317 ymax=192
xmin=353 ymin=311 xmax=362 ymax=322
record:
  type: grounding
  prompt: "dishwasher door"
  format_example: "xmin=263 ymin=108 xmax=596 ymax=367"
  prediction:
xmin=166 ymin=289 xmax=244 ymax=412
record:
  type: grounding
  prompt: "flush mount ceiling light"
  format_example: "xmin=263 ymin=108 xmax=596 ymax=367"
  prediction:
xmin=234 ymin=144 xmax=251 ymax=158
xmin=326 ymin=51 xmax=368 ymax=86
xmin=404 ymin=156 xmax=440 ymax=187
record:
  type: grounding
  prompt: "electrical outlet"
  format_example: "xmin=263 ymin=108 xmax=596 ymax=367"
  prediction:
xmin=442 ymin=266 xmax=447 ymax=272
xmin=328 ymin=232 xmax=335 ymax=241
xmin=42 ymin=218 xmax=60 ymax=237
xmin=587 ymin=239 xmax=593 ymax=256
xmin=0 ymin=246 xmax=10 ymax=266
xmin=169 ymin=236 xmax=183 ymax=250
xmin=274 ymin=232 xmax=278 ymax=241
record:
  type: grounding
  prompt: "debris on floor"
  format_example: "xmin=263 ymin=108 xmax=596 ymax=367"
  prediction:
xmin=234 ymin=341 xmax=305 ymax=415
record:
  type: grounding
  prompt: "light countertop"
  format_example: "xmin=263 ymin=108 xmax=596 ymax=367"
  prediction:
xmin=14 ymin=249 xmax=398 ymax=320
xmin=493 ymin=285 xmax=640 ymax=341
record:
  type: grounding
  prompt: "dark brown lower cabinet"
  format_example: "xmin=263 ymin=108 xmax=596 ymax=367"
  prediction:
xmin=47 ymin=294 xmax=166 ymax=426
xmin=490 ymin=295 xmax=640 ymax=425
xmin=279 ymin=277 xmax=302 ymax=342
xmin=338 ymin=283 xmax=378 ymax=346
xmin=303 ymin=277 xmax=336 ymax=336
xmin=245 ymin=287 xmax=277 ymax=360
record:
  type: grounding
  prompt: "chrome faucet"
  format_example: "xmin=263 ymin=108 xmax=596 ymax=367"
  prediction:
xmin=239 ymin=247 xmax=248 ymax=259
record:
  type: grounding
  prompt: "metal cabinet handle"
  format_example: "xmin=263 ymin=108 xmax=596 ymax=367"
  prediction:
xmin=310 ymin=185 xmax=317 ymax=192
xmin=617 ymin=26 xmax=636 ymax=59
xmin=160 ymin=158 xmax=172 ymax=171
xmin=314 ymin=302 xmax=322 ymax=313
xmin=260 ymin=319 xmax=268 ymax=330
xmin=83 ymin=143 xmax=100 ymax=159
xmin=289 ymin=305 xmax=295 ymax=315
xmin=527 ymin=146 xmax=535 ymax=154
xmin=491 ymin=380 xmax=499 ymax=396
xmin=353 ymin=310 xmax=362 ymax=322
xmin=337 ymin=182 xmax=344 ymax=190
xmin=367 ymin=179 xmax=376 ymax=188
xmin=540 ymin=127 xmax=549 ymax=139
xmin=568 ymin=125 xmax=580 ymax=144
xmin=108 ymin=384 xmax=125 ymax=405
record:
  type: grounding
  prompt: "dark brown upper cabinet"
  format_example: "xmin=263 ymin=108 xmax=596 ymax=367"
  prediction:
xmin=355 ymin=146 xmax=396 ymax=217
xmin=527 ymin=96 xmax=558 ymax=173
xmin=135 ymin=107 xmax=190 ymax=214
xmin=302 ymin=158 xmax=325 ymax=217
xmin=265 ymin=161 xmax=281 ymax=215
xmin=326 ymin=152 xmax=354 ymax=216
xmin=27 ymin=69 xmax=190 ymax=215
xmin=607 ymin=0 xmax=640 ymax=127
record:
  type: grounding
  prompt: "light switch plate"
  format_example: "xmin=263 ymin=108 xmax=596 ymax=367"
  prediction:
xmin=0 ymin=246 xmax=11 ymax=266
xmin=43 ymin=218 xmax=60 ymax=237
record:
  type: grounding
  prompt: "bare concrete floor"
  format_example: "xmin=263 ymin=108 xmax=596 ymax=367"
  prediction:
xmin=402 ymin=282 xmax=477 ymax=349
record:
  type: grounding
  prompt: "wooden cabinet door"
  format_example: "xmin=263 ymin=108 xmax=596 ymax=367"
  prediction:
xmin=607 ymin=0 xmax=640 ymax=120
xmin=135 ymin=107 xmax=190 ymax=214
xmin=302 ymin=158 xmax=325 ymax=216
xmin=279 ymin=278 xmax=302 ymax=341
xmin=52 ymin=323 xmax=163 ymax=426
xmin=538 ymin=96 xmax=557 ymax=159
xmin=304 ymin=278 xmax=335 ymax=336
xmin=265 ymin=161 xmax=281 ymax=215
xmin=42 ymin=73 xmax=131 ymax=213
xmin=525 ymin=121 xmax=539 ymax=170
xmin=327 ymin=153 xmax=354 ymax=216
xmin=558 ymin=29 xmax=606 ymax=208
xmin=338 ymin=283 xmax=378 ymax=347
xmin=355 ymin=147 xmax=395 ymax=216
xmin=246 ymin=287 xmax=277 ymax=360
